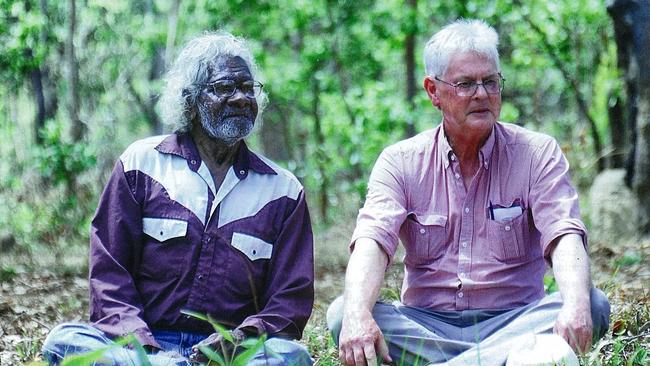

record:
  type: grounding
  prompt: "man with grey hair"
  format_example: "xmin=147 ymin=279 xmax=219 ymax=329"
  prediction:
xmin=41 ymin=32 xmax=314 ymax=366
xmin=327 ymin=19 xmax=610 ymax=365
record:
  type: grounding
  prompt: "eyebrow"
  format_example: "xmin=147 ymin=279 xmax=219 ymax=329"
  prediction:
xmin=455 ymin=73 xmax=500 ymax=81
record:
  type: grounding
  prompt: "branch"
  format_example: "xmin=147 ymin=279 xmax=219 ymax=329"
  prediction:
xmin=513 ymin=0 xmax=604 ymax=170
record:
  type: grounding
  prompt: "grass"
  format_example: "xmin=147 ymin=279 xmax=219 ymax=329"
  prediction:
xmin=1 ymin=210 xmax=648 ymax=365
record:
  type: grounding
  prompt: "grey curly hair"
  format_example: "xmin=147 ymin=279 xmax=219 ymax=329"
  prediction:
xmin=159 ymin=31 xmax=268 ymax=132
xmin=423 ymin=19 xmax=500 ymax=77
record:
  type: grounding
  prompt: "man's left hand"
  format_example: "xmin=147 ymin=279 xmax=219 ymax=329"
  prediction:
xmin=554 ymin=303 xmax=593 ymax=354
xmin=189 ymin=329 xmax=247 ymax=364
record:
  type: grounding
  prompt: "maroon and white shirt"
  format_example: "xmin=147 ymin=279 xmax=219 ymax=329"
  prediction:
xmin=89 ymin=133 xmax=314 ymax=348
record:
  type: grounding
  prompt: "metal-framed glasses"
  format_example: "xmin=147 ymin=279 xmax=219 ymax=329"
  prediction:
xmin=434 ymin=74 xmax=505 ymax=97
xmin=204 ymin=80 xmax=264 ymax=98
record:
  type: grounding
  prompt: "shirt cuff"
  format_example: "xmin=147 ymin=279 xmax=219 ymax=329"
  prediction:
xmin=131 ymin=328 xmax=160 ymax=350
xmin=350 ymin=228 xmax=397 ymax=266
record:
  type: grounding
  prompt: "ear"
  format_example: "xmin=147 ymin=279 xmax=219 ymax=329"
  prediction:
xmin=423 ymin=76 xmax=441 ymax=109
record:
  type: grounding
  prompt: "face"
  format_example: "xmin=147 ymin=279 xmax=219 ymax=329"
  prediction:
xmin=424 ymin=52 xmax=501 ymax=144
xmin=195 ymin=56 xmax=258 ymax=146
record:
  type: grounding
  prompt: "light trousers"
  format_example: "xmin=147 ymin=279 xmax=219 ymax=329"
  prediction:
xmin=327 ymin=288 xmax=610 ymax=366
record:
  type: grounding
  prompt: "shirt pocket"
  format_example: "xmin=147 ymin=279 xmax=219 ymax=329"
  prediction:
xmin=486 ymin=208 xmax=531 ymax=263
xmin=403 ymin=213 xmax=447 ymax=262
xmin=143 ymin=217 xmax=188 ymax=242
xmin=231 ymin=232 xmax=273 ymax=261
xmin=140 ymin=217 xmax=188 ymax=279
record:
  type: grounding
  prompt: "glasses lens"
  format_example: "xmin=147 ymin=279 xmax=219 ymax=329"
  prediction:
xmin=456 ymin=82 xmax=477 ymax=97
xmin=240 ymin=81 xmax=255 ymax=97
xmin=484 ymin=79 xmax=501 ymax=94
xmin=211 ymin=81 xmax=236 ymax=97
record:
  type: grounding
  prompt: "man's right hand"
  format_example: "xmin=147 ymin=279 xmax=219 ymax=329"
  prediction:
xmin=339 ymin=308 xmax=392 ymax=366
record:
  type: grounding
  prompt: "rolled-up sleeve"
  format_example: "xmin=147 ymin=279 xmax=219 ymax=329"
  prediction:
xmin=238 ymin=190 xmax=314 ymax=339
xmin=528 ymin=138 xmax=587 ymax=261
xmin=89 ymin=160 xmax=157 ymax=348
xmin=351 ymin=147 xmax=408 ymax=264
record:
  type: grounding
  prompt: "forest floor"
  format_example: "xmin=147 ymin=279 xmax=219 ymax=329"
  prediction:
xmin=0 ymin=222 xmax=648 ymax=365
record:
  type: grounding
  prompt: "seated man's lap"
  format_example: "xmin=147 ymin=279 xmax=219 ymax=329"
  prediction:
xmin=42 ymin=323 xmax=312 ymax=366
xmin=327 ymin=288 xmax=610 ymax=363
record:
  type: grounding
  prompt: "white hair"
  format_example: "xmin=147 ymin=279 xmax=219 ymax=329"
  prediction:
xmin=159 ymin=31 xmax=268 ymax=132
xmin=423 ymin=19 xmax=500 ymax=77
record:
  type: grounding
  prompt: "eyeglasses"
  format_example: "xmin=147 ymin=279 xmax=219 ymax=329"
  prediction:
xmin=433 ymin=75 xmax=505 ymax=97
xmin=203 ymin=80 xmax=264 ymax=98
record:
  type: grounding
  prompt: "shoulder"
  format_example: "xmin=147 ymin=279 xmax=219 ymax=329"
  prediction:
xmin=119 ymin=135 xmax=169 ymax=171
xmin=249 ymin=150 xmax=304 ymax=197
xmin=495 ymin=122 xmax=557 ymax=150
xmin=383 ymin=128 xmax=437 ymax=158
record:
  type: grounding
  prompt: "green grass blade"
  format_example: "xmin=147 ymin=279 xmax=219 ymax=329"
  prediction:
xmin=233 ymin=334 xmax=266 ymax=366
xmin=198 ymin=345 xmax=226 ymax=366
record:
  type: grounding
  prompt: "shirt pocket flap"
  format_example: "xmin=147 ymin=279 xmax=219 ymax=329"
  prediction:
xmin=231 ymin=232 xmax=273 ymax=261
xmin=142 ymin=217 xmax=188 ymax=242
xmin=411 ymin=213 xmax=447 ymax=227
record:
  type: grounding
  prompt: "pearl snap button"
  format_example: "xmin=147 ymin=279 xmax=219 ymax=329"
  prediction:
xmin=419 ymin=228 xmax=426 ymax=234
xmin=455 ymin=173 xmax=460 ymax=179
xmin=462 ymin=242 xmax=468 ymax=248
xmin=239 ymin=170 xmax=245 ymax=175
xmin=505 ymin=225 xmax=511 ymax=231
xmin=458 ymin=292 xmax=464 ymax=298
xmin=464 ymin=207 xmax=470 ymax=213
xmin=190 ymin=160 xmax=197 ymax=165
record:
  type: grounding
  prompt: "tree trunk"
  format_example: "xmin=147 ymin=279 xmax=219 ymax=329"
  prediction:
xmin=29 ymin=53 xmax=47 ymax=145
xmin=608 ymin=0 xmax=650 ymax=233
xmin=404 ymin=0 xmax=417 ymax=137
xmin=607 ymin=91 xmax=626 ymax=168
xmin=260 ymin=103 xmax=292 ymax=161
xmin=66 ymin=0 xmax=84 ymax=141
xmin=312 ymin=77 xmax=329 ymax=223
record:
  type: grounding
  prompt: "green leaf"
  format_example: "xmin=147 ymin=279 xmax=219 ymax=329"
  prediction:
xmin=233 ymin=334 xmax=266 ymax=366
xmin=60 ymin=347 xmax=114 ymax=366
xmin=198 ymin=345 xmax=226 ymax=366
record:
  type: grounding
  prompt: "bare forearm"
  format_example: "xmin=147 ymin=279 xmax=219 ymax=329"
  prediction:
xmin=551 ymin=233 xmax=591 ymax=307
xmin=343 ymin=237 xmax=388 ymax=315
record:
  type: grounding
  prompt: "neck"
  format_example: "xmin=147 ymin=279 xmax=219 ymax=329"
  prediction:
xmin=190 ymin=126 xmax=241 ymax=167
xmin=443 ymin=123 xmax=491 ymax=166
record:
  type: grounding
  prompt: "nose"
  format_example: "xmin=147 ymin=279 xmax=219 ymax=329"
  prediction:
xmin=227 ymin=88 xmax=249 ymax=107
xmin=473 ymin=82 xmax=489 ymax=99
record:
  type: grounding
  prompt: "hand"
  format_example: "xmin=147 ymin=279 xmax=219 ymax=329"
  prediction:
xmin=189 ymin=329 xmax=246 ymax=364
xmin=554 ymin=303 xmax=593 ymax=354
xmin=339 ymin=308 xmax=392 ymax=366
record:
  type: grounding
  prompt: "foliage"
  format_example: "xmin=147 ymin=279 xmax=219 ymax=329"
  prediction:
xmin=181 ymin=310 xmax=267 ymax=366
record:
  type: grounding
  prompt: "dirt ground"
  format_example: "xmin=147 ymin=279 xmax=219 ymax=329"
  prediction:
xmin=0 ymin=224 xmax=648 ymax=365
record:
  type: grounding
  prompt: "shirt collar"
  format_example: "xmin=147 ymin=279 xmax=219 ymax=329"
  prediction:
xmin=438 ymin=123 xmax=496 ymax=170
xmin=155 ymin=133 xmax=278 ymax=179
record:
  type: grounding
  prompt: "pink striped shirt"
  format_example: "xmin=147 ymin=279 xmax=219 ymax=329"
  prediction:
xmin=352 ymin=122 xmax=587 ymax=310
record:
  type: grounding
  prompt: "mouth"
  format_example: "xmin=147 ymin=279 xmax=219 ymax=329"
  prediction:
xmin=469 ymin=108 xmax=490 ymax=115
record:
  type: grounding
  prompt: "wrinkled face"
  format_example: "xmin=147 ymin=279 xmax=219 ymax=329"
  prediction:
xmin=195 ymin=56 xmax=258 ymax=146
xmin=426 ymin=52 xmax=501 ymax=143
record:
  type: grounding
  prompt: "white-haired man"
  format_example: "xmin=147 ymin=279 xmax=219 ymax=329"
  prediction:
xmin=42 ymin=32 xmax=314 ymax=366
xmin=327 ymin=19 xmax=610 ymax=366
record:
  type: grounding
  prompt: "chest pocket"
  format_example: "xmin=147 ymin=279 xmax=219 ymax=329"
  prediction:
xmin=403 ymin=213 xmax=447 ymax=263
xmin=486 ymin=208 xmax=531 ymax=263
xmin=142 ymin=217 xmax=188 ymax=242
xmin=231 ymin=232 xmax=273 ymax=261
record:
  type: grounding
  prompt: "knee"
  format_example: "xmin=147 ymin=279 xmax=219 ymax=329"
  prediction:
xmin=263 ymin=338 xmax=313 ymax=366
xmin=326 ymin=296 xmax=344 ymax=345
xmin=590 ymin=288 xmax=611 ymax=340
xmin=42 ymin=323 xmax=91 ymax=364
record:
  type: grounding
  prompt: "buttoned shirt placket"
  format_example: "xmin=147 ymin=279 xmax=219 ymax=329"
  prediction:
xmin=184 ymin=159 xmax=243 ymax=312
xmin=449 ymin=152 xmax=489 ymax=310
